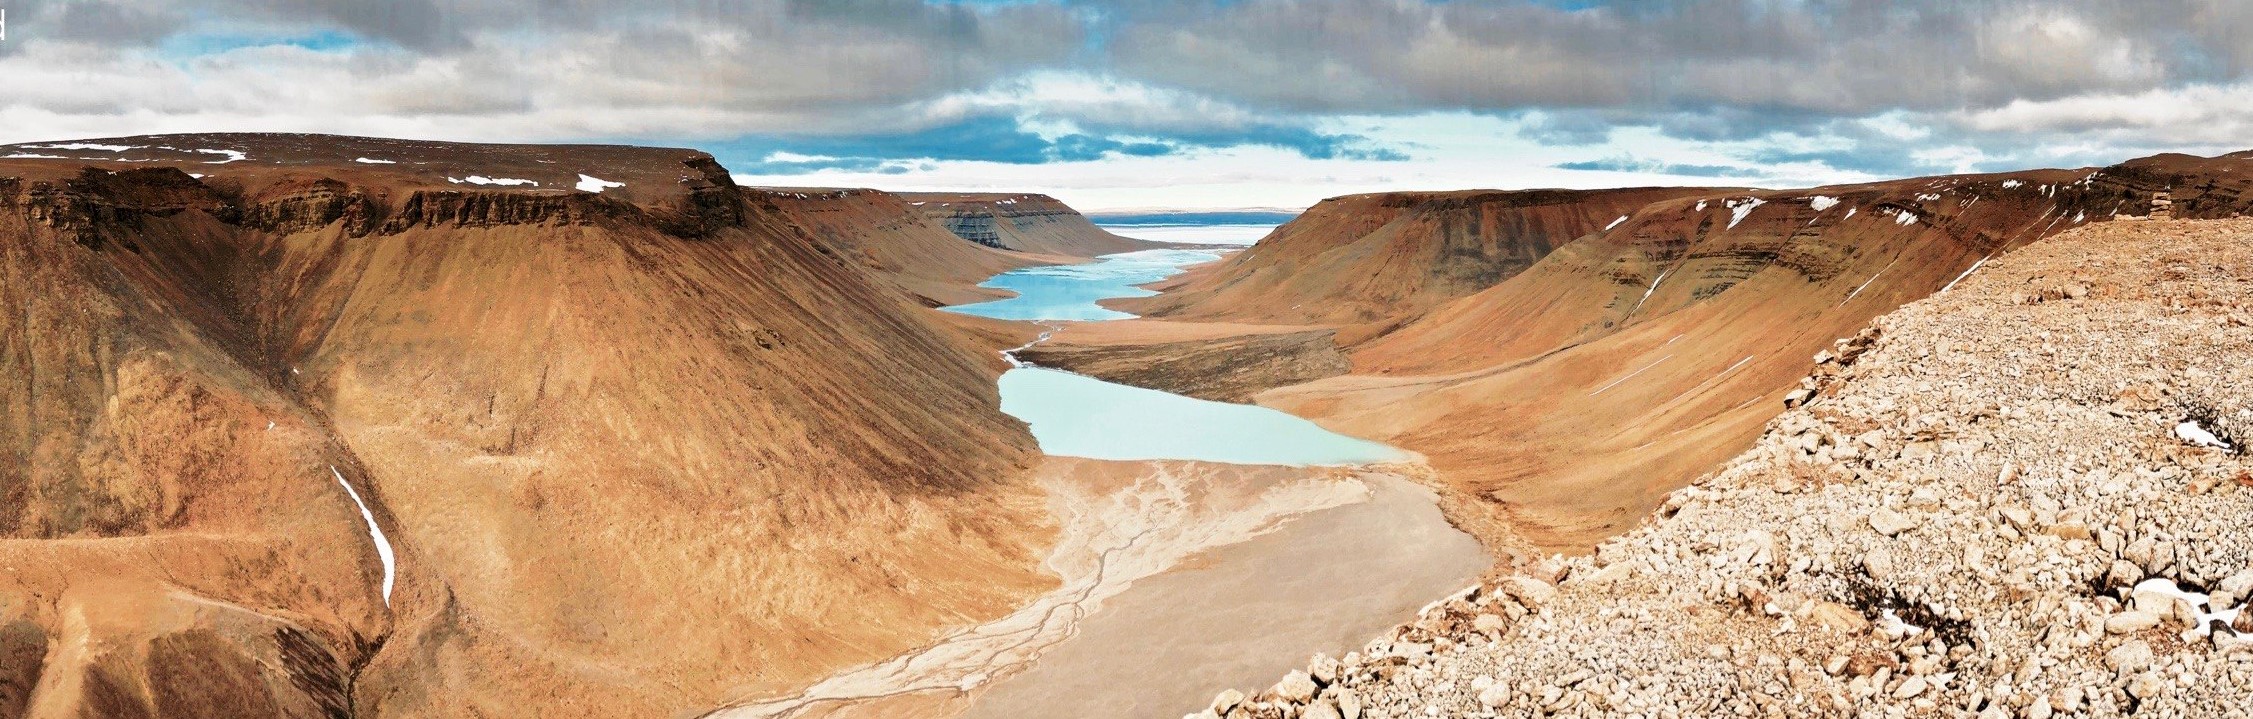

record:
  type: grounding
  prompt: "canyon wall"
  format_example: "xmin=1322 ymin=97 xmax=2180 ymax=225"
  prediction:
xmin=0 ymin=135 xmax=1057 ymax=718
xmin=902 ymin=192 xmax=1156 ymax=258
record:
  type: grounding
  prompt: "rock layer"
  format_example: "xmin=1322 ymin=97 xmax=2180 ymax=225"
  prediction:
xmin=0 ymin=135 xmax=1056 ymax=718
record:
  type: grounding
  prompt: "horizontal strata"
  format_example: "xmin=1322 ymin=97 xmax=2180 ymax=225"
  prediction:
xmin=1200 ymin=218 xmax=2253 ymax=719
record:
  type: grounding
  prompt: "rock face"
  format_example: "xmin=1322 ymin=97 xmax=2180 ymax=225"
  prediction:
xmin=1214 ymin=218 xmax=2253 ymax=718
xmin=752 ymin=187 xmax=1112 ymax=307
xmin=0 ymin=136 xmax=1055 ymax=718
xmin=1246 ymin=155 xmax=2253 ymax=552
xmin=901 ymin=192 xmax=1156 ymax=257
xmin=1119 ymin=188 xmax=1712 ymax=336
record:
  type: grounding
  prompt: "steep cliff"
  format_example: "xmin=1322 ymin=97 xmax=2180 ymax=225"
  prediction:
xmin=902 ymin=192 xmax=1156 ymax=258
xmin=749 ymin=187 xmax=1040 ymax=307
xmin=1116 ymin=188 xmax=1714 ymax=339
xmin=0 ymin=135 xmax=1054 ymax=718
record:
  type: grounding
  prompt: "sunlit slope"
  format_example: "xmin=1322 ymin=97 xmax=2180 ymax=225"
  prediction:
xmin=0 ymin=135 xmax=1056 ymax=718
xmin=1269 ymin=154 xmax=2253 ymax=549
xmin=1118 ymin=188 xmax=1714 ymax=339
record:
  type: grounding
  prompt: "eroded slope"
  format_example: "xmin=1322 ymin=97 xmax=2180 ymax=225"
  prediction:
xmin=0 ymin=135 xmax=1055 ymax=718
xmin=1209 ymin=217 xmax=2253 ymax=719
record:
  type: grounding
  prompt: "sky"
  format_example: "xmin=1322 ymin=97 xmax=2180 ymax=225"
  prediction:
xmin=4 ymin=1 xmax=2253 ymax=210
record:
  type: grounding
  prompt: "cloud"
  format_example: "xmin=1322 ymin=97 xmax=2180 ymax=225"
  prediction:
xmin=1552 ymin=155 xmax=1753 ymax=178
xmin=704 ymin=112 xmax=1407 ymax=175
xmin=1105 ymin=0 xmax=2253 ymax=136
xmin=4 ymin=0 xmax=2253 ymax=207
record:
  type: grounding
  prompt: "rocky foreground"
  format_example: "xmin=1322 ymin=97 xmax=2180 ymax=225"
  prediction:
xmin=1198 ymin=218 xmax=2253 ymax=718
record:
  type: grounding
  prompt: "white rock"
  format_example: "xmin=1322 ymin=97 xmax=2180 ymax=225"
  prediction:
xmin=1210 ymin=689 xmax=1244 ymax=713
xmin=1869 ymin=508 xmax=1919 ymax=536
xmin=1273 ymin=670 xmax=1318 ymax=703
xmin=2106 ymin=640 xmax=2153 ymax=674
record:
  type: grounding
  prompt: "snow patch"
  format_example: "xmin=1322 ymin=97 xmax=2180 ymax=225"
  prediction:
xmin=27 ymin=143 xmax=137 ymax=152
xmin=2000 ymin=179 xmax=2023 ymax=189
xmin=195 ymin=149 xmax=248 ymax=164
xmin=2132 ymin=578 xmax=2243 ymax=642
xmin=1629 ymin=269 xmax=1669 ymax=316
xmin=1605 ymin=215 xmax=1629 ymax=231
xmin=1894 ymin=210 xmax=1918 ymax=226
xmin=1590 ymin=354 xmax=1673 ymax=397
xmin=2 ymin=153 xmax=66 ymax=159
xmin=1808 ymin=196 xmax=1840 ymax=211
xmin=2175 ymin=420 xmax=2232 ymax=450
xmin=575 ymin=174 xmax=625 ymax=193
xmin=330 ymin=466 xmax=397 ymax=606
xmin=1940 ymin=254 xmax=1992 ymax=293
xmin=1727 ymin=198 xmax=1766 ymax=229
xmin=1694 ymin=200 xmax=1708 ymax=212
xmin=353 ymin=157 xmax=396 ymax=164
xmin=1844 ymin=207 xmax=1857 ymax=219
xmin=448 ymin=175 xmax=539 ymax=187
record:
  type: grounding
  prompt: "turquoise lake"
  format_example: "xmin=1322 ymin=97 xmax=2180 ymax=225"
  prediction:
xmin=946 ymin=244 xmax=1409 ymax=466
xmin=940 ymin=249 xmax=1226 ymax=322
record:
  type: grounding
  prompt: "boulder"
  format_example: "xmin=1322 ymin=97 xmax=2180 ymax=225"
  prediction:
xmin=1210 ymin=689 xmax=1245 ymax=714
xmin=2104 ymin=611 xmax=2162 ymax=634
xmin=2105 ymin=640 xmax=2153 ymax=674
xmin=1868 ymin=508 xmax=1918 ymax=536
xmin=1273 ymin=670 xmax=1318 ymax=704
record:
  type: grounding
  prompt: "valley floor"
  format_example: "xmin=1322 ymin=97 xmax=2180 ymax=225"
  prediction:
xmin=704 ymin=458 xmax=1484 ymax=719
xmin=1193 ymin=219 xmax=2253 ymax=718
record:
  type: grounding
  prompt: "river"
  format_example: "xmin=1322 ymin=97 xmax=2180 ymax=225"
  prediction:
xmin=709 ymin=232 xmax=1486 ymax=719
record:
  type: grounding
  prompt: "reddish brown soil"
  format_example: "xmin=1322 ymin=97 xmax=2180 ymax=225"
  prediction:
xmin=1114 ymin=188 xmax=1716 ymax=341
xmin=899 ymin=192 xmax=1159 ymax=257
xmin=0 ymin=134 xmax=1057 ymax=718
xmin=1043 ymin=153 xmax=2253 ymax=555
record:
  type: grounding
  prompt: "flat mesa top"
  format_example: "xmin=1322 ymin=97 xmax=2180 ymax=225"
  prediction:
xmin=0 ymin=133 xmax=731 ymax=206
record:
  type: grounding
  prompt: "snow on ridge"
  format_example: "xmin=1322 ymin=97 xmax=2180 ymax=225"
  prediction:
xmin=3 ymin=153 xmax=67 ymax=159
xmin=1808 ymin=196 xmax=1840 ymax=212
xmin=447 ymin=175 xmax=539 ymax=187
xmin=196 ymin=149 xmax=248 ymax=164
xmin=575 ymin=174 xmax=625 ymax=193
xmin=1727 ymin=198 xmax=1766 ymax=229
xmin=354 ymin=157 xmax=396 ymax=164
xmin=1605 ymin=215 xmax=1629 ymax=230
xmin=27 ymin=143 xmax=138 ymax=152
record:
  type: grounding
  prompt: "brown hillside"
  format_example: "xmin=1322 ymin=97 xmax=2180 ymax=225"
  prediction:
xmin=748 ymin=187 xmax=1044 ymax=307
xmin=1270 ymin=155 xmax=2253 ymax=549
xmin=1115 ymin=188 xmax=1715 ymax=338
xmin=902 ymin=192 xmax=1157 ymax=257
xmin=0 ymin=135 xmax=1053 ymax=718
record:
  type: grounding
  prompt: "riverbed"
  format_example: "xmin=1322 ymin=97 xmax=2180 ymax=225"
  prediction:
xmin=714 ymin=242 xmax=1486 ymax=719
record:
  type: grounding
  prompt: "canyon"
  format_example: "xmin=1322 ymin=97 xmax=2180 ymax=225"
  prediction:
xmin=4 ymin=134 xmax=2251 ymax=719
